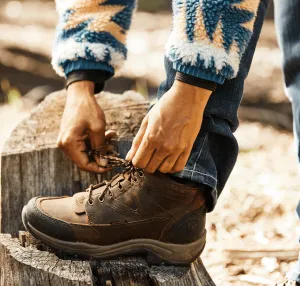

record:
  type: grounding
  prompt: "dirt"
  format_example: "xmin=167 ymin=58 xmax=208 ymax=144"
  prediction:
xmin=203 ymin=122 xmax=300 ymax=285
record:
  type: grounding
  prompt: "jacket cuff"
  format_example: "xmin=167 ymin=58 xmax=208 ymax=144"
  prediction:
xmin=63 ymin=59 xmax=114 ymax=77
xmin=173 ymin=61 xmax=225 ymax=85
xmin=175 ymin=72 xmax=218 ymax=92
xmin=66 ymin=70 xmax=112 ymax=94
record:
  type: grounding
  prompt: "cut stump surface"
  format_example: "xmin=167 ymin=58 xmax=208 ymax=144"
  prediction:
xmin=0 ymin=233 xmax=216 ymax=286
xmin=1 ymin=90 xmax=149 ymax=234
xmin=0 ymin=90 xmax=215 ymax=285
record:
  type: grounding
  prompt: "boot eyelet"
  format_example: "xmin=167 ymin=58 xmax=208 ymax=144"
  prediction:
xmin=98 ymin=196 xmax=105 ymax=203
xmin=132 ymin=177 xmax=138 ymax=184
xmin=138 ymin=171 xmax=144 ymax=178
xmin=88 ymin=199 xmax=94 ymax=206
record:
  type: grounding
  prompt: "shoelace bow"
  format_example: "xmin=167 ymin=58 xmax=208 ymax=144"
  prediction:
xmin=85 ymin=155 xmax=144 ymax=205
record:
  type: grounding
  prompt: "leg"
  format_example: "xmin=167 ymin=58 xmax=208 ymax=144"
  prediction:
xmin=275 ymin=0 xmax=300 ymax=161
xmin=274 ymin=0 xmax=300 ymax=283
xmin=157 ymin=0 xmax=270 ymax=211
xmin=21 ymin=0 xmax=269 ymax=265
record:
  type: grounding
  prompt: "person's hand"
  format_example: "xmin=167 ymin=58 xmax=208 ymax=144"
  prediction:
xmin=57 ymin=81 xmax=116 ymax=173
xmin=126 ymin=80 xmax=212 ymax=173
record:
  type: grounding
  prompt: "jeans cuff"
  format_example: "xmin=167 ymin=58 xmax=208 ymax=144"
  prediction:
xmin=175 ymin=168 xmax=217 ymax=189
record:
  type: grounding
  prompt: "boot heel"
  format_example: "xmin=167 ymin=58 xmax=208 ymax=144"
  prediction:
xmin=146 ymin=252 xmax=165 ymax=265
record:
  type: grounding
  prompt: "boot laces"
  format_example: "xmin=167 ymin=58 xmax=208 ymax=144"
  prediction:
xmin=86 ymin=156 xmax=144 ymax=205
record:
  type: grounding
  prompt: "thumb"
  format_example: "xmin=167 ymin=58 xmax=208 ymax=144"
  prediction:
xmin=126 ymin=118 xmax=148 ymax=161
xmin=90 ymin=129 xmax=117 ymax=149
xmin=91 ymin=129 xmax=119 ymax=167
xmin=90 ymin=126 xmax=106 ymax=167
xmin=90 ymin=126 xmax=106 ymax=150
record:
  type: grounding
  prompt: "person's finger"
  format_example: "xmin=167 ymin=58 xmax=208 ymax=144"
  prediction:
xmin=145 ymin=149 xmax=170 ymax=173
xmin=93 ymin=130 xmax=117 ymax=166
xmin=84 ymin=161 xmax=110 ymax=173
xmin=90 ymin=126 xmax=106 ymax=167
xmin=90 ymin=125 xmax=106 ymax=150
xmin=61 ymin=138 xmax=109 ymax=173
xmin=131 ymin=135 xmax=156 ymax=169
xmin=158 ymin=153 xmax=181 ymax=173
xmin=126 ymin=118 xmax=148 ymax=161
xmin=158 ymin=154 xmax=180 ymax=174
xmin=169 ymin=150 xmax=191 ymax=173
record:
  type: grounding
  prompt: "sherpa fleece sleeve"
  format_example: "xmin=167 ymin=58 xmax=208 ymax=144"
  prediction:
xmin=166 ymin=0 xmax=261 ymax=84
xmin=52 ymin=0 xmax=136 ymax=78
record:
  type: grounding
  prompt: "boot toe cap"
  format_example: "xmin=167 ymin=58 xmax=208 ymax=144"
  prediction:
xmin=22 ymin=197 xmax=76 ymax=242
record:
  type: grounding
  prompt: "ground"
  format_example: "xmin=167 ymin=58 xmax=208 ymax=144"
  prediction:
xmin=204 ymin=122 xmax=300 ymax=285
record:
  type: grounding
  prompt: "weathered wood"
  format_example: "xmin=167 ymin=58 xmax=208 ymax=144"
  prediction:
xmin=0 ymin=90 xmax=215 ymax=285
xmin=0 ymin=90 xmax=149 ymax=234
xmin=0 ymin=233 xmax=93 ymax=286
xmin=224 ymin=248 xmax=299 ymax=261
xmin=0 ymin=233 xmax=215 ymax=286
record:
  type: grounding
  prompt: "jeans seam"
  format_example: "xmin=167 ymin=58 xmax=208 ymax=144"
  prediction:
xmin=191 ymin=134 xmax=208 ymax=176
xmin=183 ymin=168 xmax=218 ymax=182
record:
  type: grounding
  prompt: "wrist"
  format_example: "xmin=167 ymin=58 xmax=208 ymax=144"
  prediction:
xmin=175 ymin=72 xmax=218 ymax=92
xmin=67 ymin=81 xmax=95 ymax=97
xmin=173 ymin=80 xmax=212 ymax=106
xmin=66 ymin=70 xmax=109 ymax=94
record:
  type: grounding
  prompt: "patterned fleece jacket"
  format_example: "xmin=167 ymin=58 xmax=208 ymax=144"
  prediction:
xmin=52 ymin=0 xmax=261 ymax=85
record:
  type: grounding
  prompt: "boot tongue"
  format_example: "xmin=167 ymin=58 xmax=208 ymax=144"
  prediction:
xmin=73 ymin=184 xmax=107 ymax=214
xmin=73 ymin=192 xmax=88 ymax=214
xmin=73 ymin=172 xmax=132 ymax=214
xmin=110 ymin=172 xmax=130 ymax=187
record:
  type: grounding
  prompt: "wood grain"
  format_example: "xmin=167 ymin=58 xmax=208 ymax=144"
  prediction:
xmin=0 ymin=90 xmax=149 ymax=234
xmin=0 ymin=233 xmax=215 ymax=286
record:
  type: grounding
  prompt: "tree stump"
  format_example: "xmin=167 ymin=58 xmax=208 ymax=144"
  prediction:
xmin=0 ymin=233 xmax=215 ymax=286
xmin=0 ymin=90 xmax=216 ymax=285
xmin=0 ymin=90 xmax=149 ymax=235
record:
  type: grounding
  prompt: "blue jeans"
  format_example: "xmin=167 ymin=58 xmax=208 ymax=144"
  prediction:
xmin=157 ymin=0 xmax=269 ymax=212
xmin=275 ymin=0 xmax=300 ymax=282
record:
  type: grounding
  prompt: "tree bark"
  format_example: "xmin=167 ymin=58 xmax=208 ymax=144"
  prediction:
xmin=0 ymin=90 xmax=215 ymax=285
xmin=0 ymin=233 xmax=215 ymax=286
xmin=0 ymin=90 xmax=149 ymax=234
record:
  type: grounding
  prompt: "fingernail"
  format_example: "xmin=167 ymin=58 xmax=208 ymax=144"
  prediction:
xmin=126 ymin=151 xmax=131 ymax=160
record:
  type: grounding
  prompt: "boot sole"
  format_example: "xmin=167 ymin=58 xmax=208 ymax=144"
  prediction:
xmin=22 ymin=206 xmax=206 ymax=265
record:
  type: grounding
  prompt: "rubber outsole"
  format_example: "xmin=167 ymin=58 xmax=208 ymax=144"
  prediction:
xmin=22 ymin=205 xmax=206 ymax=266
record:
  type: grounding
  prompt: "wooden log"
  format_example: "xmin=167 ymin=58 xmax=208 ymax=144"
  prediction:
xmin=0 ymin=90 xmax=149 ymax=234
xmin=0 ymin=233 xmax=215 ymax=286
xmin=0 ymin=90 xmax=216 ymax=285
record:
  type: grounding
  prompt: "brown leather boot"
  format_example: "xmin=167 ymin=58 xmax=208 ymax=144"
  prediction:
xmin=22 ymin=163 xmax=207 ymax=265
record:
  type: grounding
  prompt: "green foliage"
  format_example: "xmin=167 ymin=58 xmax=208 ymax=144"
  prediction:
xmin=0 ymin=78 xmax=21 ymax=105
xmin=7 ymin=88 xmax=21 ymax=105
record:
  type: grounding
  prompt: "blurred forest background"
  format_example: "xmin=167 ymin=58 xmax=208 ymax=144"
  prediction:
xmin=1 ymin=1 xmax=300 ymax=285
